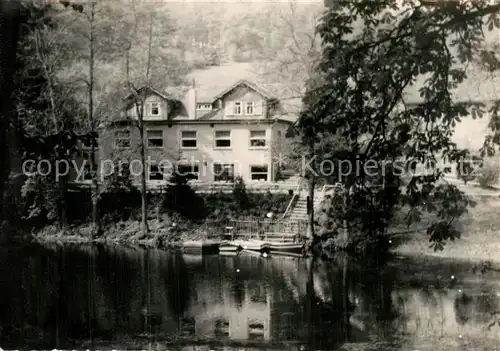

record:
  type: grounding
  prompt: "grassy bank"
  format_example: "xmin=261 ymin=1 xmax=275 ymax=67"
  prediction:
xmin=393 ymin=191 xmax=500 ymax=263
xmin=32 ymin=218 xmax=209 ymax=248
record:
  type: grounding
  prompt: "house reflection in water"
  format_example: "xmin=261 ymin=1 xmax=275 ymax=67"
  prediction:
xmin=185 ymin=279 xmax=272 ymax=341
xmin=179 ymin=255 xmax=315 ymax=343
xmin=180 ymin=255 xmax=326 ymax=345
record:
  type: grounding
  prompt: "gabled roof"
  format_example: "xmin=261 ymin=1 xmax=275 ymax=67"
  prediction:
xmin=124 ymin=86 xmax=171 ymax=101
xmin=210 ymin=79 xmax=275 ymax=102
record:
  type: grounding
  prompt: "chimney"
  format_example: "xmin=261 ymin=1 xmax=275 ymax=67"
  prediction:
xmin=187 ymin=79 xmax=196 ymax=119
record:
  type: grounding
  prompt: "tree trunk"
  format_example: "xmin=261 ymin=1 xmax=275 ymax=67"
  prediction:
xmin=88 ymin=3 xmax=100 ymax=238
xmin=138 ymin=108 xmax=149 ymax=237
xmin=341 ymin=191 xmax=349 ymax=247
xmin=307 ymin=172 xmax=315 ymax=239
xmin=58 ymin=175 xmax=68 ymax=231
xmin=341 ymin=253 xmax=351 ymax=339
xmin=0 ymin=1 xmax=22 ymax=222
xmin=305 ymin=256 xmax=316 ymax=345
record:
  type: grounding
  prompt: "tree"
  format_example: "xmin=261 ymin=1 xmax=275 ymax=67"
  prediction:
xmin=0 ymin=0 xmax=23 ymax=224
xmin=62 ymin=0 xmax=106 ymax=237
xmin=162 ymin=172 xmax=206 ymax=221
xmin=123 ymin=3 xmax=156 ymax=237
xmin=122 ymin=0 xmax=187 ymax=236
xmin=61 ymin=0 xmax=136 ymax=236
xmin=19 ymin=1 xmax=84 ymax=230
xmin=232 ymin=176 xmax=249 ymax=210
xmin=257 ymin=0 xmax=323 ymax=94
xmin=85 ymin=2 xmax=100 ymax=237
xmin=7 ymin=1 xmax=87 ymax=231
xmin=253 ymin=0 xmax=325 ymax=239
xmin=298 ymin=0 xmax=500 ymax=252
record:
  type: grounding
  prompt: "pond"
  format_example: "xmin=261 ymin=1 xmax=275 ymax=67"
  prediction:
xmin=0 ymin=243 xmax=499 ymax=350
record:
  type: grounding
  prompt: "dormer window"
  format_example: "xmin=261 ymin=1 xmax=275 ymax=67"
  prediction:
xmin=246 ymin=102 xmax=254 ymax=115
xmin=149 ymin=102 xmax=160 ymax=116
xmin=234 ymin=102 xmax=242 ymax=115
xmin=197 ymin=103 xmax=212 ymax=110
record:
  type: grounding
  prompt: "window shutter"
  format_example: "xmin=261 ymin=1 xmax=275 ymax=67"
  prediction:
xmin=254 ymin=101 xmax=263 ymax=116
xmin=224 ymin=101 xmax=233 ymax=116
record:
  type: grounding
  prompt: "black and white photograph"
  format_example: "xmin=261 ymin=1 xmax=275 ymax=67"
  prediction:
xmin=2 ymin=0 xmax=500 ymax=349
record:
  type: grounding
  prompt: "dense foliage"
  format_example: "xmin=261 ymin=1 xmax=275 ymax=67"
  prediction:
xmin=297 ymin=0 xmax=500 ymax=251
xmin=161 ymin=173 xmax=207 ymax=221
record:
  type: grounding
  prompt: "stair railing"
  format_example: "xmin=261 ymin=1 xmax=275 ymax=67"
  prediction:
xmin=274 ymin=182 xmax=302 ymax=223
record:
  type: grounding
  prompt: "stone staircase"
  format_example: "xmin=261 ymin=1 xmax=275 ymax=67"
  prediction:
xmin=286 ymin=192 xmax=323 ymax=222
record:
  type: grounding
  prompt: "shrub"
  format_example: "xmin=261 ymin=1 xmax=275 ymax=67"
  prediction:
xmin=203 ymin=190 xmax=292 ymax=221
xmin=232 ymin=176 xmax=249 ymax=209
xmin=21 ymin=173 xmax=60 ymax=227
xmin=477 ymin=157 xmax=500 ymax=188
xmin=100 ymin=165 xmax=141 ymax=223
xmin=204 ymin=192 xmax=238 ymax=220
xmin=314 ymin=195 xmax=338 ymax=238
xmin=162 ymin=173 xmax=206 ymax=221
xmin=66 ymin=186 xmax=92 ymax=223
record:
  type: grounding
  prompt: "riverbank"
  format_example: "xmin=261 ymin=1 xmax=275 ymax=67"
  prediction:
xmin=30 ymin=216 xmax=217 ymax=249
xmin=29 ymin=182 xmax=500 ymax=265
xmin=27 ymin=188 xmax=292 ymax=248
xmin=394 ymin=192 xmax=500 ymax=263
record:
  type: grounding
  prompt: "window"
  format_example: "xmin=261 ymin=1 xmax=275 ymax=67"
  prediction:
xmin=148 ymin=163 xmax=165 ymax=181
xmin=249 ymin=130 xmax=266 ymax=148
xmin=147 ymin=130 xmax=163 ymax=148
xmin=197 ymin=103 xmax=212 ymax=110
xmin=177 ymin=163 xmax=200 ymax=180
xmin=250 ymin=165 xmax=268 ymax=181
xmin=149 ymin=102 xmax=160 ymax=116
xmin=213 ymin=163 xmax=234 ymax=182
xmin=181 ymin=131 xmax=197 ymax=148
xmin=234 ymin=102 xmax=242 ymax=115
xmin=245 ymin=101 xmax=254 ymax=115
xmin=215 ymin=130 xmax=231 ymax=148
xmin=114 ymin=130 xmax=130 ymax=148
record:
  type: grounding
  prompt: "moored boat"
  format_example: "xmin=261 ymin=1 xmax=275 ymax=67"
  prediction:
xmin=219 ymin=244 xmax=239 ymax=252
xmin=265 ymin=242 xmax=304 ymax=254
xmin=241 ymin=240 xmax=267 ymax=251
xmin=183 ymin=240 xmax=220 ymax=255
xmin=268 ymin=250 xmax=304 ymax=258
xmin=240 ymin=249 xmax=264 ymax=257
xmin=219 ymin=250 xmax=238 ymax=256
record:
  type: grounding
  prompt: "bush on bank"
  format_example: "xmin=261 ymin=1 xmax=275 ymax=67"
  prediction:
xmin=21 ymin=175 xmax=292 ymax=242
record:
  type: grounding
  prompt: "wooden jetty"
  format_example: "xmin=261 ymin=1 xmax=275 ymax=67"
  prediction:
xmin=182 ymin=217 xmax=307 ymax=257
xmin=183 ymin=240 xmax=221 ymax=255
xmin=223 ymin=219 xmax=306 ymax=253
xmin=182 ymin=239 xmax=305 ymax=256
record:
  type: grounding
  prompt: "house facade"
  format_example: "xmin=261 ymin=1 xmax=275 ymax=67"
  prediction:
xmin=86 ymin=80 xmax=294 ymax=185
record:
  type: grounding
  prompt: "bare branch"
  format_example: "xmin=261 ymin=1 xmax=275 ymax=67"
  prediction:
xmin=145 ymin=10 xmax=154 ymax=86
xmin=32 ymin=26 xmax=59 ymax=132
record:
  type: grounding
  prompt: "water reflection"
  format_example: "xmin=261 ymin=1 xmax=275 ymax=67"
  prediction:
xmin=0 ymin=244 xmax=499 ymax=349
